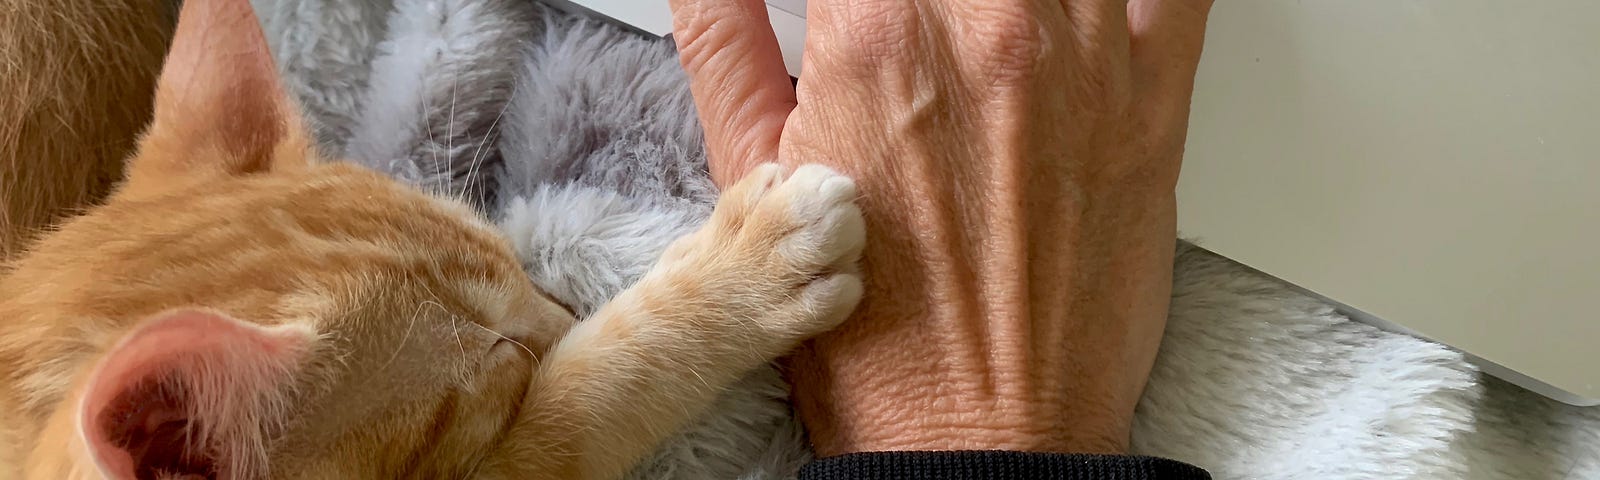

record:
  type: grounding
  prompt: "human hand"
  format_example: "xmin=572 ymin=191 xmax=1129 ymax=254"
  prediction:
xmin=671 ymin=0 xmax=1213 ymax=456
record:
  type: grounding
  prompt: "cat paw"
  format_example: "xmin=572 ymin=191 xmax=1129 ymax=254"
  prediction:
xmin=682 ymin=163 xmax=866 ymax=341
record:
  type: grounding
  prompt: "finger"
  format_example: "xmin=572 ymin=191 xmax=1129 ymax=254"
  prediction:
xmin=1127 ymin=0 xmax=1215 ymax=106
xmin=670 ymin=0 xmax=798 ymax=187
xmin=1059 ymin=0 xmax=1132 ymax=71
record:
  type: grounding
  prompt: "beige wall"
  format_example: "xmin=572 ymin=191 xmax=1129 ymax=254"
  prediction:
xmin=1180 ymin=1 xmax=1600 ymax=403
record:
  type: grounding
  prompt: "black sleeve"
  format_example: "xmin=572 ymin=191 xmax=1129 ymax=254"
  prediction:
xmin=799 ymin=450 xmax=1211 ymax=480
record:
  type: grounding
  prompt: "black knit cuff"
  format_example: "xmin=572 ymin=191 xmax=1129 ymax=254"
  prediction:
xmin=799 ymin=450 xmax=1211 ymax=480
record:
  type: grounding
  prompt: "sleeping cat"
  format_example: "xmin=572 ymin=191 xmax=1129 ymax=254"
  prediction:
xmin=0 ymin=0 xmax=865 ymax=479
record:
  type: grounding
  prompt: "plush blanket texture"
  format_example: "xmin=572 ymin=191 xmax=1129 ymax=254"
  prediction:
xmin=251 ymin=1 xmax=1600 ymax=478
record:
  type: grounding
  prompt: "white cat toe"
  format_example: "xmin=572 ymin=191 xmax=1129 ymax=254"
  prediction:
xmin=768 ymin=165 xmax=865 ymax=269
xmin=795 ymin=272 xmax=864 ymax=333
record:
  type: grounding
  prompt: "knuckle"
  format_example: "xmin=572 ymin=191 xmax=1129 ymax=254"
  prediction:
xmin=812 ymin=3 xmax=915 ymax=74
xmin=957 ymin=5 xmax=1048 ymax=82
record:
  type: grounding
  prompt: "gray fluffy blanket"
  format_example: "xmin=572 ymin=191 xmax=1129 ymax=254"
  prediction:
xmin=252 ymin=1 xmax=1599 ymax=478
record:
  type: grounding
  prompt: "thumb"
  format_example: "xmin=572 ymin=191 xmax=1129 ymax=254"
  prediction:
xmin=671 ymin=0 xmax=797 ymax=187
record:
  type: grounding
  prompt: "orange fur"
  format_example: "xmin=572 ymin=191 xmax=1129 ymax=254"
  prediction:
xmin=0 ymin=0 xmax=863 ymax=478
xmin=0 ymin=0 xmax=173 ymax=260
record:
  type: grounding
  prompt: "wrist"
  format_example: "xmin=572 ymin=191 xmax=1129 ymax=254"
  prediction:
xmin=817 ymin=410 xmax=1130 ymax=456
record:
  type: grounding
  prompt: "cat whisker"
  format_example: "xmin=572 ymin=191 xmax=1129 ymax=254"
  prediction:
xmin=446 ymin=77 xmax=459 ymax=201
xmin=421 ymin=76 xmax=443 ymax=195
xmin=452 ymin=317 xmax=484 ymax=386
xmin=450 ymin=313 xmax=468 ymax=371
xmin=466 ymin=321 xmax=536 ymax=359
xmin=378 ymin=296 xmax=427 ymax=372
xmin=460 ymin=99 xmax=509 ymax=201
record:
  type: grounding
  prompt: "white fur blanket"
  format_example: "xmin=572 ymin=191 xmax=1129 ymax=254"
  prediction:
xmin=252 ymin=1 xmax=1600 ymax=478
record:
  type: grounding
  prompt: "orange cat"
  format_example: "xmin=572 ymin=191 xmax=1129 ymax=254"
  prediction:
xmin=0 ymin=0 xmax=864 ymax=479
xmin=0 ymin=0 xmax=173 ymax=260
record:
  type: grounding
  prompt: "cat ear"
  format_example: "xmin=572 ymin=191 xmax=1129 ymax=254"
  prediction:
xmin=78 ymin=310 xmax=313 ymax=480
xmin=124 ymin=0 xmax=311 ymax=193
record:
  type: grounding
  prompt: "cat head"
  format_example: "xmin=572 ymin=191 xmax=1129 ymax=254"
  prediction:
xmin=0 ymin=0 xmax=575 ymax=477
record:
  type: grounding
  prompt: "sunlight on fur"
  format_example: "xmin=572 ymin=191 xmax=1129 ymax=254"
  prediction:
xmin=0 ymin=0 xmax=863 ymax=479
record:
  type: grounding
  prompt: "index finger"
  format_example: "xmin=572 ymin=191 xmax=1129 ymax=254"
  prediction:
xmin=670 ymin=0 xmax=798 ymax=187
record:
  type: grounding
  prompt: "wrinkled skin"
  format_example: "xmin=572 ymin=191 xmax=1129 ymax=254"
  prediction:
xmin=671 ymin=0 xmax=1214 ymax=455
